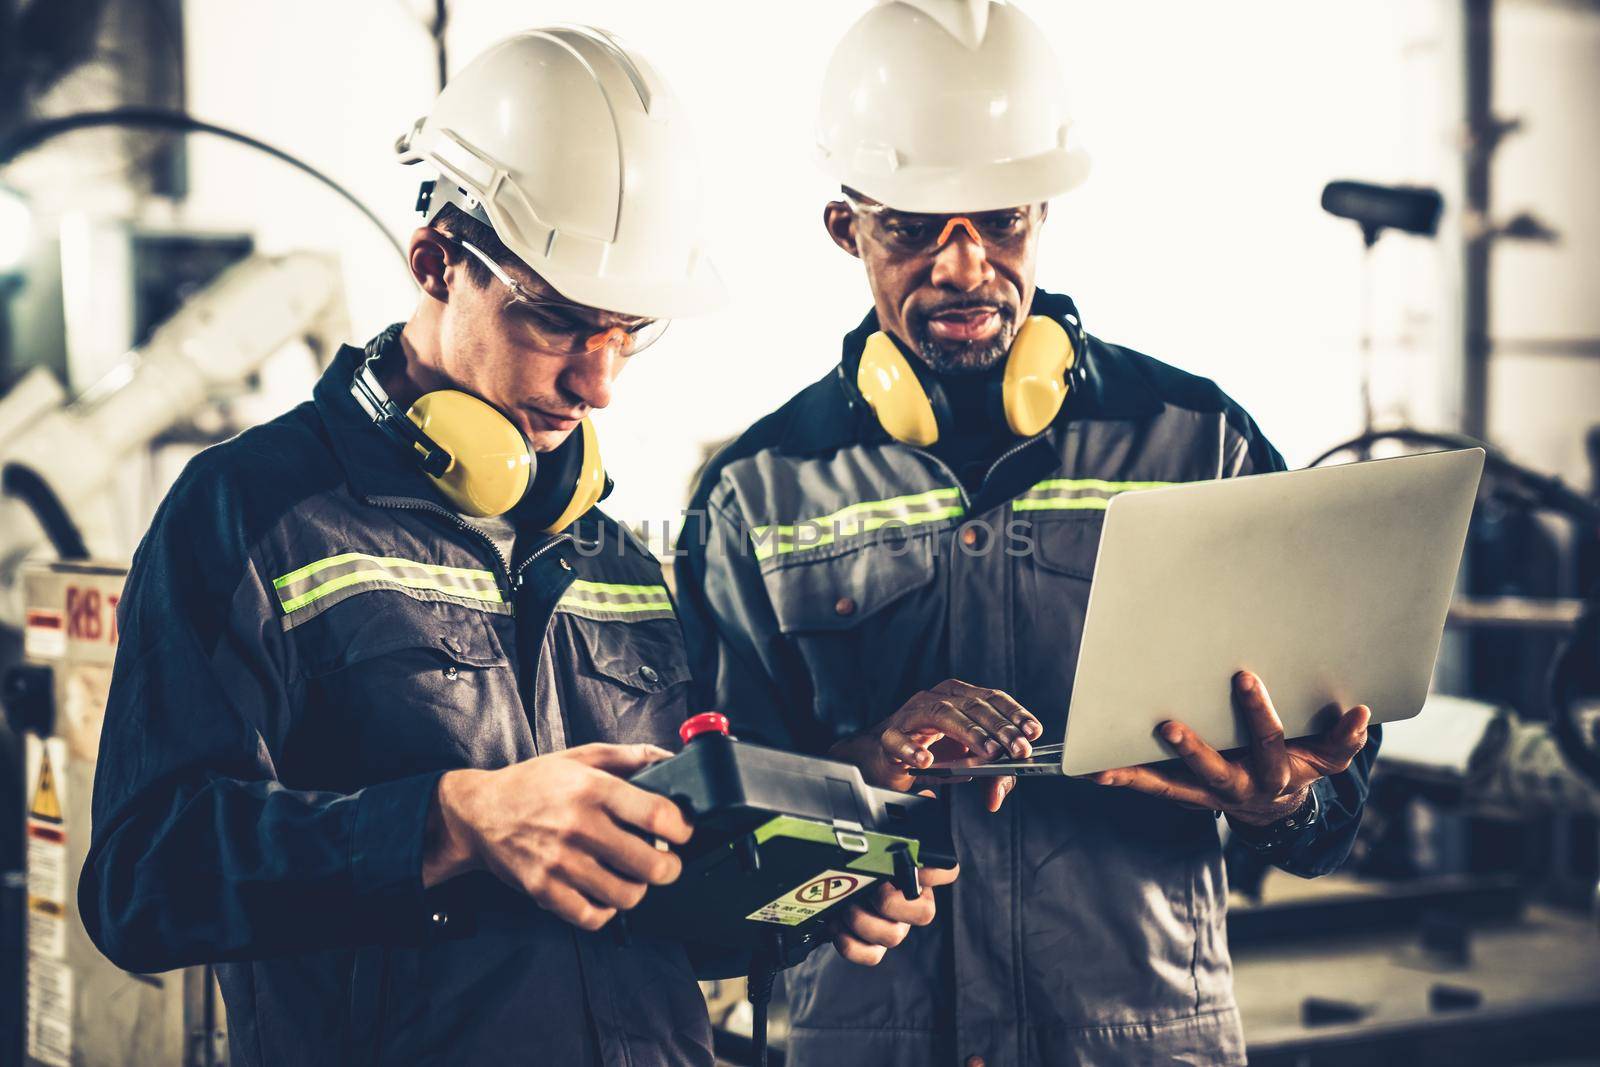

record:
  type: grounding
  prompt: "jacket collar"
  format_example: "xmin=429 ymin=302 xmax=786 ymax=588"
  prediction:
xmin=314 ymin=323 xmax=448 ymax=503
xmin=780 ymin=287 xmax=1163 ymax=455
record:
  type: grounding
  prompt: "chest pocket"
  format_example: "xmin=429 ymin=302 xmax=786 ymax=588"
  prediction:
xmin=295 ymin=596 xmax=524 ymax=782
xmin=1029 ymin=511 xmax=1105 ymax=582
xmin=758 ymin=534 xmax=940 ymax=738
xmin=553 ymin=581 xmax=692 ymax=747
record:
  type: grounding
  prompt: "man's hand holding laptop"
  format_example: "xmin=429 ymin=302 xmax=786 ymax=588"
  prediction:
xmin=1094 ymin=669 xmax=1372 ymax=826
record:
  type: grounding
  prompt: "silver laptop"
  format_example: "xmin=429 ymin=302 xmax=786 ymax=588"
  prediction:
xmin=925 ymin=448 xmax=1485 ymax=779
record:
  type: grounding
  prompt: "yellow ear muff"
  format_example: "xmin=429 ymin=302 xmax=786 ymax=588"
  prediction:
xmin=1002 ymin=316 xmax=1075 ymax=437
xmin=541 ymin=418 xmax=606 ymax=534
xmin=857 ymin=331 xmax=941 ymax=447
xmin=407 ymin=390 xmax=533 ymax=518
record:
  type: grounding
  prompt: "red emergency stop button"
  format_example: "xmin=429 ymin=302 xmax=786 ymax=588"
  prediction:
xmin=680 ymin=712 xmax=730 ymax=745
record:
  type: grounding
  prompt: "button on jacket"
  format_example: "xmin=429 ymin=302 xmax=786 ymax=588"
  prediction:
xmin=80 ymin=327 xmax=713 ymax=1067
xmin=676 ymin=291 xmax=1380 ymax=1067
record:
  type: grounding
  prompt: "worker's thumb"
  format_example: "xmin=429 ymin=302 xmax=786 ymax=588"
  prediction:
xmin=559 ymin=742 xmax=675 ymax=776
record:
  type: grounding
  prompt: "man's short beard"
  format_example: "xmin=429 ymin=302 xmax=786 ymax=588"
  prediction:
xmin=911 ymin=314 xmax=1017 ymax=374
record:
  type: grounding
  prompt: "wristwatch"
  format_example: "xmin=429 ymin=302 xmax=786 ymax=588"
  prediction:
xmin=1228 ymin=784 xmax=1321 ymax=853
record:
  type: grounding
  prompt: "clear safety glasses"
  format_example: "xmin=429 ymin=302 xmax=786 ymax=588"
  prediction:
xmin=844 ymin=195 xmax=1042 ymax=258
xmin=448 ymin=236 xmax=671 ymax=356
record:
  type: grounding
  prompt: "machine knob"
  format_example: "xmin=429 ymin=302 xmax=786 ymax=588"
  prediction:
xmin=679 ymin=712 xmax=730 ymax=745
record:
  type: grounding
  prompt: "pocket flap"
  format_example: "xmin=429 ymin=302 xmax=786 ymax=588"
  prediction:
xmin=762 ymin=535 xmax=936 ymax=634
xmin=568 ymin=615 xmax=691 ymax=694
xmin=302 ymin=599 xmax=510 ymax=677
xmin=1030 ymin=513 xmax=1105 ymax=581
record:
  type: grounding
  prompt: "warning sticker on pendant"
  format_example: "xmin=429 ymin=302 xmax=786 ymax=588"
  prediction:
xmin=747 ymin=870 xmax=875 ymax=926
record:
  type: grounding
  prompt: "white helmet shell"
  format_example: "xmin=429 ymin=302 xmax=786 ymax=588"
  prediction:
xmin=398 ymin=26 xmax=724 ymax=319
xmin=816 ymin=0 xmax=1091 ymax=213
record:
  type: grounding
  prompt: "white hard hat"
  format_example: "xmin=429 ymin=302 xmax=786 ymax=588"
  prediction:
xmin=816 ymin=0 xmax=1091 ymax=213
xmin=397 ymin=26 xmax=723 ymax=319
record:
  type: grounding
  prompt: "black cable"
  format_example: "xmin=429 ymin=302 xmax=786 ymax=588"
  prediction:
xmin=748 ymin=966 xmax=777 ymax=1067
xmin=1309 ymin=428 xmax=1600 ymax=528
xmin=1 ymin=463 xmax=87 ymax=560
xmin=0 ymin=106 xmax=408 ymax=270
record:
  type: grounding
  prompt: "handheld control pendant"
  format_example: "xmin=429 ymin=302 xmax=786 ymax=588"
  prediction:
xmin=624 ymin=712 xmax=957 ymax=969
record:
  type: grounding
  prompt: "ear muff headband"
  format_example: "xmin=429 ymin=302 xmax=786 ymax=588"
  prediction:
xmin=854 ymin=315 xmax=1077 ymax=446
xmin=351 ymin=355 xmax=604 ymax=530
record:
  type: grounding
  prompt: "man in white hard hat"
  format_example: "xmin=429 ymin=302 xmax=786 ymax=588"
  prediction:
xmin=79 ymin=27 xmax=941 ymax=1067
xmin=677 ymin=3 xmax=1379 ymax=1065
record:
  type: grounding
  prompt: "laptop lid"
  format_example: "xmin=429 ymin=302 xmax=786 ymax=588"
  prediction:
xmin=1057 ymin=448 xmax=1484 ymax=777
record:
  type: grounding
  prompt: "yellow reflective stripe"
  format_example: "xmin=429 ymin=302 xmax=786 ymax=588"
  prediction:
xmin=564 ymin=580 xmax=671 ymax=598
xmin=557 ymin=598 xmax=675 ymax=615
xmin=754 ymin=487 xmax=962 ymax=538
xmin=1014 ymin=477 xmax=1174 ymax=512
xmin=278 ymin=569 xmax=505 ymax=615
xmin=753 ymin=506 xmax=964 ymax=561
xmin=1024 ymin=478 xmax=1174 ymax=494
xmin=273 ymin=551 xmax=495 ymax=590
xmin=750 ymin=487 xmax=965 ymax=562
xmin=1013 ymin=497 xmax=1113 ymax=512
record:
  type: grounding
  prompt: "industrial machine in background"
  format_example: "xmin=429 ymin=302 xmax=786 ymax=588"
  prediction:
xmin=6 ymin=562 xmax=228 ymax=1067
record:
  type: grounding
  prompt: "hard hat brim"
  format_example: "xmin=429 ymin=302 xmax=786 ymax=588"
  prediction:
xmin=824 ymin=145 xmax=1092 ymax=215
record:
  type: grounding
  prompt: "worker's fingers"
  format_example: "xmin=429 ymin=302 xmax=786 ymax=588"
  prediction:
xmin=559 ymin=742 xmax=675 ymax=776
xmin=916 ymin=700 xmax=1010 ymax=760
xmin=1232 ymin=672 xmax=1292 ymax=795
xmin=553 ymin=850 xmax=652 ymax=912
xmin=867 ymin=883 xmax=937 ymax=927
xmin=1094 ymin=765 xmax=1227 ymax=809
xmin=528 ymin=876 xmax=619 ymax=933
xmin=837 ymin=904 xmax=911 ymax=949
xmin=880 ymin=723 xmax=942 ymax=770
xmin=959 ymin=696 xmax=1033 ymax=759
xmin=917 ymin=863 xmax=959 ymax=888
xmin=578 ymin=817 xmax=683 ymax=886
xmin=1292 ymin=705 xmax=1371 ymax=775
xmin=596 ymin=777 xmax=693 ymax=846
xmin=985 ymin=775 xmax=1017 ymax=812
xmin=831 ymin=929 xmax=889 ymax=967
xmin=935 ymin=680 xmax=1043 ymax=741
xmin=1156 ymin=720 xmax=1248 ymax=801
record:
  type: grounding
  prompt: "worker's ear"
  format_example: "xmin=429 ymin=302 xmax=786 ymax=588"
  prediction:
xmin=408 ymin=227 xmax=454 ymax=302
xmin=823 ymin=200 xmax=861 ymax=259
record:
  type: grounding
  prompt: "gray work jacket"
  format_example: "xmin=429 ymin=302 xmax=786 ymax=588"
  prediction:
xmin=675 ymin=291 xmax=1379 ymax=1067
xmin=81 ymin=327 xmax=712 ymax=1067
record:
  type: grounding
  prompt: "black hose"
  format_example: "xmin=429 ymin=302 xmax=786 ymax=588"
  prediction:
xmin=748 ymin=966 xmax=777 ymax=1067
xmin=1 ymin=463 xmax=87 ymax=559
xmin=0 ymin=107 xmax=408 ymax=271
xmin=1309 ymin=428 xmax=1600 ymax=528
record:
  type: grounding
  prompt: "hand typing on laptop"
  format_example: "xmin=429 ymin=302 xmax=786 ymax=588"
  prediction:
xmin=1093 ymin=670 xmax=1372 ymax=827
xmin=828 ymin=678 xmax=1044 ymax=813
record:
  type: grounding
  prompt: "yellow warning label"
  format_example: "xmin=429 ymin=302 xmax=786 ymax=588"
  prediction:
xmin=746 ymin=869 xmax=875 ymax=927
xmin=29 ymin=750 xmax=62 ymax=824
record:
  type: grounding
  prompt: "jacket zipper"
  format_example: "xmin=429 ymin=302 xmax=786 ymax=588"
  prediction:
xmin=365 ymin=495 xmax=582 ymax=594
xmin=908 ymin=432 xmax=1047 ymax=512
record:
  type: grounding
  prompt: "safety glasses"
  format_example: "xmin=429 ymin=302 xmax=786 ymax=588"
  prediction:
xmin=844 ymin=195 xmax=1042 ymax=258
xmin=447 ymin=236 xmax=671 ymax=356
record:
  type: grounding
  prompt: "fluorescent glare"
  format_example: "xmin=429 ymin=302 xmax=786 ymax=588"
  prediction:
xmin=0 ymin=185 xmax=31 ymax=272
